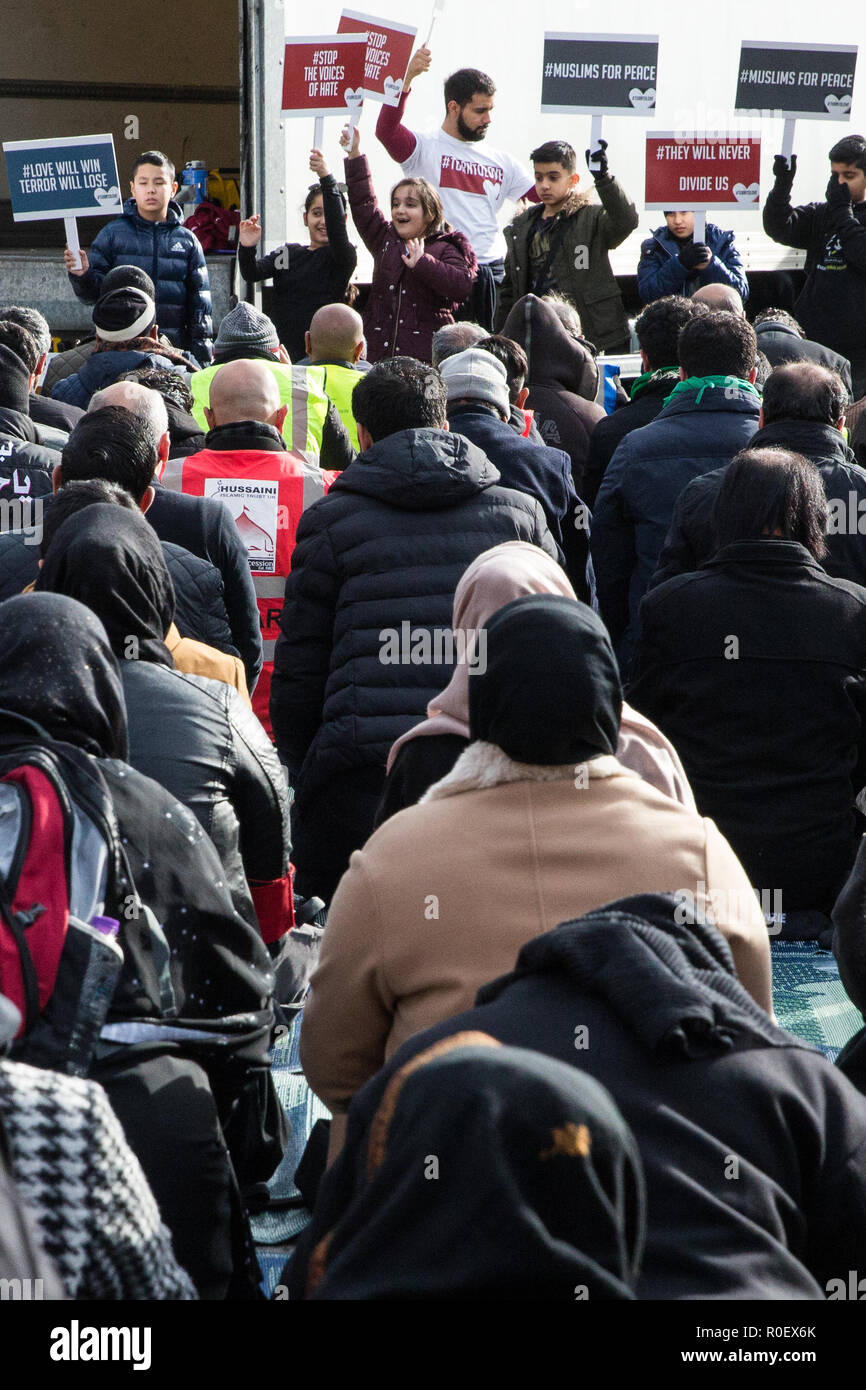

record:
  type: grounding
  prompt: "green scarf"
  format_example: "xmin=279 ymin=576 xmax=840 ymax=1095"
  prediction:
xmin=663 ymin=374 xmax=761 ymax=406
xmin=629 ymin=366 xmax=678 ymax=401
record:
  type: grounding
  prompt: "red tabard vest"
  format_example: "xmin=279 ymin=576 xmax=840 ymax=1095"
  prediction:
xmin=162 ymin=447 xmax=336 ymax=734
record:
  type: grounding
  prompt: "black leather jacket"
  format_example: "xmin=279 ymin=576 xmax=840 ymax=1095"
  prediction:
xmin=121 ymin=662 xmax=291 ymax=925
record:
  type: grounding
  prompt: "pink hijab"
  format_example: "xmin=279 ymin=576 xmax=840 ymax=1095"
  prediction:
xmin=386 ymin=541 xmax=696 ymax=810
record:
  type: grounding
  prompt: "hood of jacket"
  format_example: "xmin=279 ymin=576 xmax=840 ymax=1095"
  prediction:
xmin=501 ymin=294 xmax=599 ymax=400
xmin=476 ymin=893 xmax=802 ymax=1061
xmin=511 ymin=187 xmax=594 ymax=226
xmin=657 ymin=380 xmax=761 ymax=420
xmin=0 ymin=405 xmax=37 ymax=443
xmin=328 ymin=427 xmax=500 ymax=511
xmin=750 ymin=417 xmax=855 ymax=468
xmin=121 ymin=194 xmax=183 ymax=231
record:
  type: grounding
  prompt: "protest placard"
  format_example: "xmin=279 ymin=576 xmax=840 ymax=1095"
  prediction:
xmin=2 ymin=133 xmax=122 ymax=221
xmin=645 ymin=133 xmax=762 ymax=213
xmin=735 ymin=40 xmax=858 ymax=121
xmin=3 ymin=132 xmax=123 ymax=270
xmin=281 ymin=34 xmax=368 ymax=119
xmin=540 ymin=33 xmax=659 ymax=116
xmin=337 ymin=11 xmax=417 ymax=105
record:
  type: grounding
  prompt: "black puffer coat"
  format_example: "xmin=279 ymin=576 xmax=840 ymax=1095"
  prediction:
xmin=121 ymin=662 xmax=290 ymax=925
xmin=652 ymin=420 xmax=866 ymax=592
xmin=68 ymin=198 xmax=213 ymax=364
xmin=270 ymin=428 xmax=557 ymax=797
xmin=0 ymin=406 xmax=58 ymax=499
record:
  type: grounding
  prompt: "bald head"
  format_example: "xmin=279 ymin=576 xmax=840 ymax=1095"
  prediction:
xmin=692 ymin=283 xmax=744 ymax=316
xmin=88 ymin=380 xmax=168 ymax=443
xmin=206 ymin=359 xmax=283 ymax=427
xmin=307 ymin=303 xmax=365 ymax=364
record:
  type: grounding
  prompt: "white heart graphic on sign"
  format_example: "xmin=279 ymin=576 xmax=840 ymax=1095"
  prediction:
xmin=482 ymin=178 xmax=500 ymax=201
xmin=383 ymin=76 xmax=404 ymax=99
xmin=93 ymin=184 xmax=121 ymax=208
xmin=628 ymin=88 xmax=656 ymax=112
xmin=344 ymin=88 xmax=364 ymax=108
xmin=825 ymin=93 xmax=852 ymax=116
xmin=732 ymin=182 xmax=759 ymax=203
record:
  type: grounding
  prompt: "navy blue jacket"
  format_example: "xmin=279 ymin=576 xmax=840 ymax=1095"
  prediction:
xmin=447 ymin=404 xmax=593 ymax=603
xmin=637 ymin=223 xmax=749 ymax=304
xmin=591 ymin=381 xmax=760 ymax=671
xmin=51 ymin=345 xmax=190 ymax=410
xmin=68 ymin=198 xmax=213 ymax=364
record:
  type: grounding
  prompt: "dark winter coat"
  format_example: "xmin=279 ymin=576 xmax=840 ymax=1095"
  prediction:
xmin=344 ymin=155 xmax=477 ymax=364
xmin=121 ymin=662 xmax=290 ymax=926
xmin=270 ymin=427 xmax=556 ymax=798
xmin=630 ymin=540 xmax=866 ymax=913
xmin=447 ymin=403 xmax=591 ymax=600
xmin=0 ymin=519 xmax=236 ymax=660
xmin=754 ymin=320 xmax=853 ymax=398
xmin=637 ymin=222 xmax=749 ymax=303
xmin=165 ymin=400 xmax=205 ymax=459
xmin=582 ymin=369 xmax=681 ymax=507
xmin=496 ymin=181 xmax=638 ymax=350
xmin=763 ymin=181 xmax=866 ymax=370
xmin=303 ymin=894 xmax=866 ymax=1299
xmin=68 ymin=197 xmax=213 ymax=364
xmin=591 ymin=380 xmax=760 ymax=671
xmin=51 ymin=341 xmax=192 ymax=410
xmin=0 ymin=405 xmax=58 ymax=499
xmin=501 ymin=294 xmax=605 ymax=494
xmin=652 ymin=419 xmax=866 ymax=591
xmin=237 ymin=173 xmax=357 ymax=363
xmin=28 ymin=392 xmax=83 ymax=435
xmin=146 ymin=481 xmax=262 ymax=689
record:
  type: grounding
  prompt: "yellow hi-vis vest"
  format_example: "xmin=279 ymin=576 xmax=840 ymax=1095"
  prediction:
xmin=189 ymin=360 xmax=330 ymax=455
xmin=318 ymin=364 xmax=362 ymax=451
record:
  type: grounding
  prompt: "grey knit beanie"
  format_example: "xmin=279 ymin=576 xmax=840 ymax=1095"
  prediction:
xmin=439 ymin=348 xmax=510 ymax=417
xmin=215 ymin=302 xmax=280 ymax=353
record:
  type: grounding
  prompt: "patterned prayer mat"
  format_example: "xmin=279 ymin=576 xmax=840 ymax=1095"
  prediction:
xmin=771 ymin=940 xmax=863 ymax=1061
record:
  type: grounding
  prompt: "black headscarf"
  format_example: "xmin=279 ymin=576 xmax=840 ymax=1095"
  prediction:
xmin=35 ymin=504 xmax=175 ymax=668
xmin=0 ymin=593 xmax=128 ymax=761
xmin=468 ymin=594 xmax=622 ymax=764
xmin=292 ymin=1038 xmax=644 ymax=1300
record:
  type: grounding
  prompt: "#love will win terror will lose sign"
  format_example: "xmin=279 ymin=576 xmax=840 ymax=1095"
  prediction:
xmin=645 ymin=134 xmax=762 ymax=212
xmin=337 ymin=10 xmax=417 ymax=106
xmin=281 ymin=33 xmax=368 ymax=118
xmin=2 ymin=133 xmax=122 ymax=221
xmin=540 ymin=33 xmax=659 ymax=116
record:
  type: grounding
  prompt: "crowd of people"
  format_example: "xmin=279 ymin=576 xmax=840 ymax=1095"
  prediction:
xmin=5 ymin=43 xmax=866 ymax=1304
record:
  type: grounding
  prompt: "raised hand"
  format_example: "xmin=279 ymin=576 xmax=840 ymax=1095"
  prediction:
xmin=405 ymin=45 xmax=432 ymax=86
xmin=340 ymin=123 xmax=361 ymax=159
xmin=401 ymin=237 xmax=424 ymax=267
xmin=239 ymin=215 xmax=262 ymax=248
xmin=309 ymin=148 xmax=330 ymax=179
xmin=64 ymin=246 xmax=89 ymax=275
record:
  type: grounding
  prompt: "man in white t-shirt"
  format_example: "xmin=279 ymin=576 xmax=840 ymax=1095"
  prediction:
xmin=376 ymin=44 xmax=537 ymax=327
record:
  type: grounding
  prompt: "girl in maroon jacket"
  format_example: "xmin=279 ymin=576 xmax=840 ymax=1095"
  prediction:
xmin=340 ymin=124 xmax=477 ymax=363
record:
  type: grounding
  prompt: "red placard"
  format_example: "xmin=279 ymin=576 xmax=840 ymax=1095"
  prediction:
xmin=338 ymin=10 xmax=417 ymax=105
xmin=281 ymin=34 xmax=367 ymax=118
xmin=645 ymin=132 xmax=761 ymax=211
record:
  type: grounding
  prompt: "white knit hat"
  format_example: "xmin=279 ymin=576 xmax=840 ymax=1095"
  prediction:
xmin=439 ymin=348 xmax=510 ymax=417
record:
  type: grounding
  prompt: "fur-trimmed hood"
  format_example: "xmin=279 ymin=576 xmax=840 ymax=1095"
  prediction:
xmin=421 ymin=740 xmax=627 ymax=802
xmin=510 ymin=187 xmax=594 ymax=226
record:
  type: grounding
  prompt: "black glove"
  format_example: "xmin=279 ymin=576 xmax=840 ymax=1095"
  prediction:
xmin=678 ymin=241 xmax=712 ymax=271
xmin=826 ymin=173 xmax=853 ymax=214
xmin=772 ymin=153 xmax=797 ymax=189
xmin=585 ymin=138 xmax=609 ymax=181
